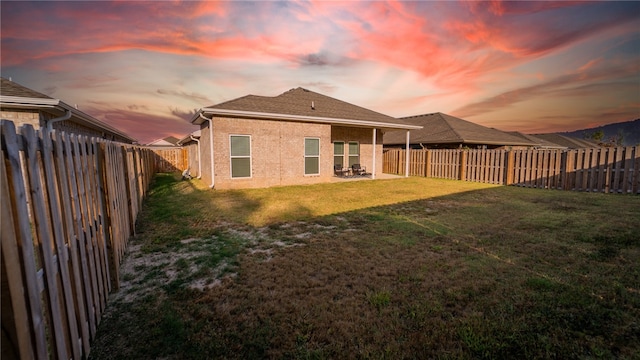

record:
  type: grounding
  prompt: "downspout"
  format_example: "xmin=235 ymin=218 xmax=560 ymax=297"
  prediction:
xmin=46 ymin=109 xmax=72 ymax=131
xmin=198 ymin=113 xmax=215 ymax=188
xmin=189 ymin=135 xmax=202 ymax=179
xmin=371 ymin=128 xmax=377 ymax=180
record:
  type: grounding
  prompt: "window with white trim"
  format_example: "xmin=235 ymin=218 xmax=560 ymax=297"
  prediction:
xmin=348 ymin=141 xmax=359 ymax=167
xmin=230 ymin=135 xmax=251 ymax=178
xmin=334 ymin=141 xmax=344 ymax=167
xmin=304 ymin=137 xmax=320 ymax=175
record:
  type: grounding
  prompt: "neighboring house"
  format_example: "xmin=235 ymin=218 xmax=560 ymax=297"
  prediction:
xmin=177 ymin=130 xmax=202 ymax=178
xmin=507 ymin=132 xmax=568 ymax=150
xmin=0 ymin=77 xmax=135 ymax=143
xmin=384 ymin=112 xmax=536 ymax=149
xmin=191 ymin=87 xmax=421 ymax=189
xmin=146 ymin=136 xmax=180 ymax=147
xmin=530 ymin=133 xmax=601 ymax=149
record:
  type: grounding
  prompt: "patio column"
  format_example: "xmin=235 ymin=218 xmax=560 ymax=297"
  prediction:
xmin=371 ymin=128 xmax=377 ymax=179
xmin=405 ymin=130 xmax=410 ymax=177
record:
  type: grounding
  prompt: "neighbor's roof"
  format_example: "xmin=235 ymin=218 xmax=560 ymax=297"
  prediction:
xmin=0 ymin=77 xmax=136 ymax=143
xmin=147 ymin=136 xmax=180 ymax=146
xmin=0 ymin=77 xmax=53 ymax=100
xmin=530 ymin=133 xmax=600 ymax=149
xmin=384 ymin=112 xmax=537 ymax=146
xmin=177 ymin=130 xmax=201 ymax=145
xmin=192 ymin=87 xmax=421 ymax=130
xmin=507 ymin=132 xmax=567 ymax=149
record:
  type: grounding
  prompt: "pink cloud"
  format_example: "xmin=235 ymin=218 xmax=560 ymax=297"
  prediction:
xmin=83 ymin=102 xmax=195 ymax=144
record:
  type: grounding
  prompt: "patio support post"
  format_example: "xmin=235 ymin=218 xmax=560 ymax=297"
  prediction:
xmin=405 ymin=130 xmax=410 ymax=177
xmin=372 ymin=128 xmax=377 ymax=179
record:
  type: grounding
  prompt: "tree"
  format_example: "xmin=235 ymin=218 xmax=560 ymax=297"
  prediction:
xmin=584 ymin=129 xmax=605 ymax=142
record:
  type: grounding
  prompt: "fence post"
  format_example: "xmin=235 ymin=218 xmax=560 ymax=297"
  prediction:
xmin=505 ymin=150 xmax=514 ymax=185
xmin=425 ymin=150 xmax=431 ymax=178
xmin=459 ymin=150 xmax=467 ymax=181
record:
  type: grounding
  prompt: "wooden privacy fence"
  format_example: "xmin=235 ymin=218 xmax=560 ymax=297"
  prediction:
xmin=383 ymin=147 xmax=640 ymax=194
xmin=1 ymin=120 xmax=155 ymax=360
xmin=150 ymin=147 xmax=187 ymax=173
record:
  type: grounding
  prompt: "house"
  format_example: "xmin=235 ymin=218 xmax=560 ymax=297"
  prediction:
xmin=177 ymin=130 xmax=201 ymax=178
xmin=146 ymin=136 xmax=180 ymax=147
xmin=0 ymin=77 xmax=135 ymax=143
xmin=384 ymin=112 xmax=536 ymax=149
xmin=507 ymin=132 xmax=568 ymax=150
xmin=191 ymin=87 xmax=421 ymax=189
xmin=529 ymin=133 xmax=600 ymax=149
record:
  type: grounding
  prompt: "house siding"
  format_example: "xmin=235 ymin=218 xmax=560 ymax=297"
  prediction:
xmin=200 ymin=117 xmax=333 ymax=189
xmin=1 ymin=109 xmax=43 ymax=128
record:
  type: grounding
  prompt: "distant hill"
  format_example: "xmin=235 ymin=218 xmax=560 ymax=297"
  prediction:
xmin=555 ymin=119 xmax=640 ymax=146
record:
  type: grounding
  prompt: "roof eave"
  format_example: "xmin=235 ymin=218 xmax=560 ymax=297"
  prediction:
xmin=194 ymin=108 xmax=422 ymax=130
xmin=1 ymin=93 xmax=136 ymax=143
xmin=0 ymin=95 xmax=60 ymax=107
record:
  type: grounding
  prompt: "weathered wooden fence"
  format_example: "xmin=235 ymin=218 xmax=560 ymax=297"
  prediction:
xmin=150 ymin=147 xmax=187 ymax=173
xmin=1 ymin=120 xmax=156 ymax=359
xmin=383 ymin=147 xmax=640 ymax=193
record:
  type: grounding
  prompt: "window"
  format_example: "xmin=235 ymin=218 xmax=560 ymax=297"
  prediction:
xmin=305 ymin=137 xmax=320 ymax=175
xmin=348 ymin=141 xmax=359 ymax=166
xmin=230 ymin=135 xmax=251 ymax=178
xmin=334 ymin=141 xmax=344 ymax=167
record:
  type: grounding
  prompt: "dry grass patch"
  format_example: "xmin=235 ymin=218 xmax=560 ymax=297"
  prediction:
xmin=89 ymin=174 xmax=640 ymax=359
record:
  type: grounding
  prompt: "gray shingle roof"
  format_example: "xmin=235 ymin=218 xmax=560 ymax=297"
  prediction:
xmin=199 ymin=87 xmax=418 ymax=129
xmin=530 ymin=133 xmax=600 ymax=149
xmin=384 ymin=112 xmax=536 ymax=146
xmin=0 ymin=77 xmax=53 ymax=99
xmin=507 ymin=132 xmax=567 ymax=149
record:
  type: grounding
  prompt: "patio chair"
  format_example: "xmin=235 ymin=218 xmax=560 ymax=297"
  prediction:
xmin=351 ymin=163 xmax=366 ymax=176
xmin=334 ymin=164 xmax=349 ymax=177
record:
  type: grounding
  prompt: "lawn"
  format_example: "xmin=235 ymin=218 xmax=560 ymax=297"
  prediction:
xmin=89 ymin=174 xmax=640 ymax=359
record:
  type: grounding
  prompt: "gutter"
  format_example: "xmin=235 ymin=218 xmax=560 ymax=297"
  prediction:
xmin=198 ymin=112 xmax=215 ymax=188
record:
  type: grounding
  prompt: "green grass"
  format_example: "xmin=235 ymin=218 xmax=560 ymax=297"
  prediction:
xmin=89 ymin=173 xmax=640 ymax=359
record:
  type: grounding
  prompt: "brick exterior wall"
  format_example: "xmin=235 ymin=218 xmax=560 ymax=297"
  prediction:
xmin=198 ymin=118 xmax=385 ymax=189
xmin=1 ymin=109 xmax=43 ymax=128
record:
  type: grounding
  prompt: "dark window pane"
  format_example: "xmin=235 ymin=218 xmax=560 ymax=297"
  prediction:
xmin=305 ymin=157 xmax=319 ymax=175
xmin=231 ymin=136 xmax=250 ymax=156
xmin=348 ymin=142 xmax=359 ymax=155
xmin=231 ymin=158 xmax=251 ymax=178
xmin=305 ymin=138 xmax=320 ymax=156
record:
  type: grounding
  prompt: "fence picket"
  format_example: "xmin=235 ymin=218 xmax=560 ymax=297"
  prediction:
xmin=53 ymin=130 xmax=91 ymax=355
xmin=41 ymin=128 xmax=82 ymax=360
xmin=21 ymin=125 xmax=70 ymax=360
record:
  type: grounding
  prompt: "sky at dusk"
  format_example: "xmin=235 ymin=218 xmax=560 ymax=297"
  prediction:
xmin=1 ymin=1 xmax=639 ymax=144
